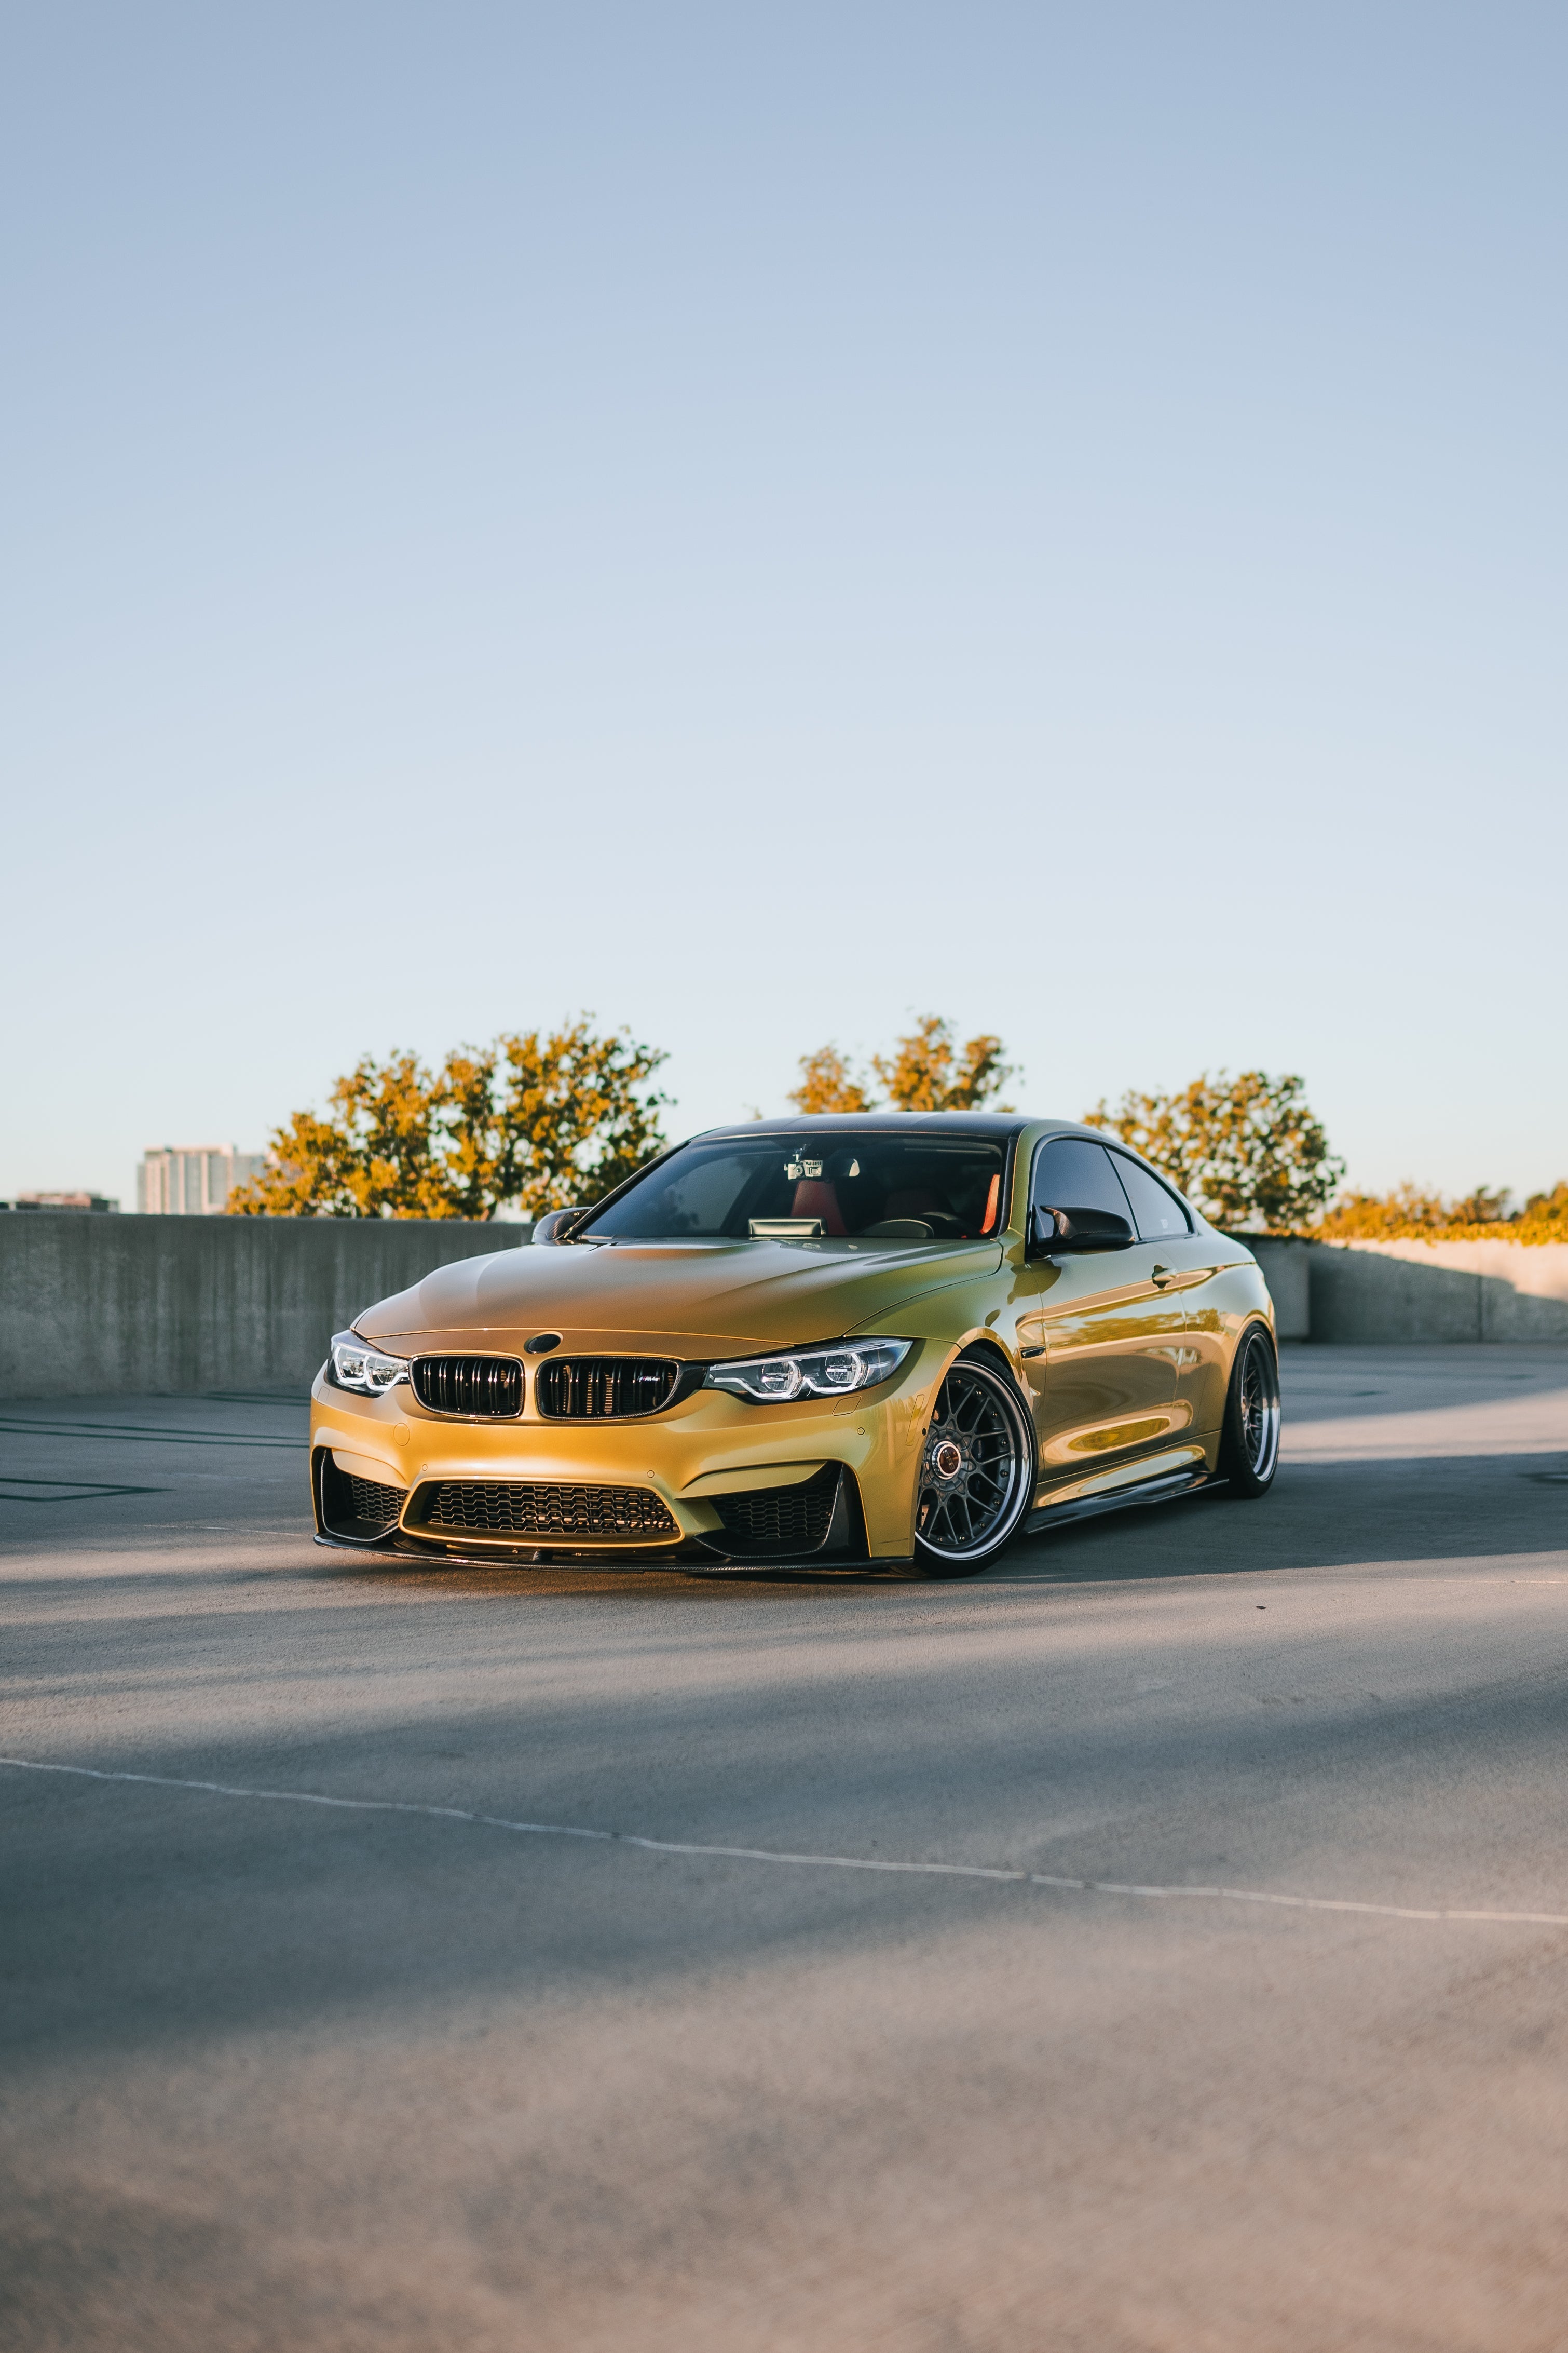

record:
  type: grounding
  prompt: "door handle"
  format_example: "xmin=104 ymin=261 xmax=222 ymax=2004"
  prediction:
xmin=1152 ymin=1265 xmax=1176 ymax=1288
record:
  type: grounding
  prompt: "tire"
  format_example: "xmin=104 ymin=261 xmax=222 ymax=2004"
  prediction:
xmin=1218 ymin=1323 xmax=1281 ymax=1497
xmin=913 ymin=1351 xmax=1037 ymax=1577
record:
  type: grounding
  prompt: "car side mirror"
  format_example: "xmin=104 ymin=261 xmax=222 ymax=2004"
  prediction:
xmin=1029 ymin=1203 xmax=1136 ymax=1257
xmin=532 ymin=1206 xmax=592 ymax=1245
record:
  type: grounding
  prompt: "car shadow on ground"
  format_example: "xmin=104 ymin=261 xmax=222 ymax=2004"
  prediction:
xmin=996 ymin=1453 xmax=1568 ymax=1583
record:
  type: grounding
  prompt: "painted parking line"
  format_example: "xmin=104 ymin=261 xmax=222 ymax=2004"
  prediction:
xmin=0 ymin=1416 xmax=302 ymax=1449
xmin=0 ymin=1478 xmax=168 ymax=1502
xmin=5 ymin=1755 xmax=1567 ymax=1930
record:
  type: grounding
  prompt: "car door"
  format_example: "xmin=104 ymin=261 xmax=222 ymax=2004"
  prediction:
xmin=1029 ymin=1137 xmax=1187 ymax=1484
xmin=1106 ymin=1148 xmax=1234 ymax=1434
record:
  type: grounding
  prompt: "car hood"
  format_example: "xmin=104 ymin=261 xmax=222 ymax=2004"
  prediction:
xmin=358 ymin=1236 xmax=1004 ymax=1359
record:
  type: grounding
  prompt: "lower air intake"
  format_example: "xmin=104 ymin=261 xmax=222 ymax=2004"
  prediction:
xmin=711 ymin=1465 xmax=842 ymax=1556
xmin=317 ymin=1452 xmax=405 ymax=1540
xmin=348 ymin=1473 xmax=402 ymax=1525
xmin=414 ymin=1480 xmax=679 ymax=1542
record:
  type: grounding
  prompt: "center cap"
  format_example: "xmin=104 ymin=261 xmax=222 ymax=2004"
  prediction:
xmin=932 ymin=1439 xmax=964 ymax=1480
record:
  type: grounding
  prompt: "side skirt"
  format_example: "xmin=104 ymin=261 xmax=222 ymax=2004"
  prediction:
xmin=1024 ymin=1467 xmax=1221 ymax=1536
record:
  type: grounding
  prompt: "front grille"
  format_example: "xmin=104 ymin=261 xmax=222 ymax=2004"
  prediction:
xmin=412 ymin=1356 xmax=524 ymax=1417
xmin=534 ymin=1357 xmax=679 ymax=1419
xmin=712 ymin=1465 xmax=841 ymax=1555
xmin=415 ymin=1480 xmax=679 ymax=1542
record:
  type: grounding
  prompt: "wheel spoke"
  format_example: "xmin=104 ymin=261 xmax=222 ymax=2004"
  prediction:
xmin=914 ymin=1364 xmax=1032 ymax=1562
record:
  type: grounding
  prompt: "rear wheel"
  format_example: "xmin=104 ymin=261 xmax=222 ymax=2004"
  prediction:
xmin=1219 ymin=1324 xmax=1280 ymax=1496
xmin=913 ymin=1354 xmax=1035 ymax=1577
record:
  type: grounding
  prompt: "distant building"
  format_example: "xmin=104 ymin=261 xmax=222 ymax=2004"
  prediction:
xmin=2 ymin=1191 xmax=120 ymax=1212
xmin=137 ymin=1147 xmax=267 ymax=1215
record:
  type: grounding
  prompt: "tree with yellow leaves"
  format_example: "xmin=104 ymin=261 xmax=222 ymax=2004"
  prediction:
xmin=1316 ymin=1179 xmax=1568 ymax=1241
xmin=789 ymin=1045 xmax=875 ymax=1115
xmin=873 ymin=1016 xmax=1013 ymax=1113
xmin=788 ymin=1017 xmax=1014 ymax=1116
xmin=1086 ymin=1070 xmax=1342 ymax=1232
xmin=228 ymin=1018 xmax=669 ymax=1218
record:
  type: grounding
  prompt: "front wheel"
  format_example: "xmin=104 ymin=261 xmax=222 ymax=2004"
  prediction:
xmin=1219 ymin=1324 xmax=1281 ymax=1496
xmin=913 ymin=1354 xmax=1037 ymax=1577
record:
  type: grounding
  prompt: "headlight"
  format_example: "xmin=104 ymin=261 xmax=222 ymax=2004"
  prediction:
xmin=326 ymin=1330 xmax=410 ymax=1397
xmin=704 ymin=1338 xmax=912 ymax=1403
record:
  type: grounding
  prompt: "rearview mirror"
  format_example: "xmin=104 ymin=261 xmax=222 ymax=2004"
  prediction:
xmin=1029 ymin=1203 xmax=1135 ymax=1257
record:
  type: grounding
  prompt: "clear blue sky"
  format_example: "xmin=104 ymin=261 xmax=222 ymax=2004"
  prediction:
xmin=4 ymin=4 xmax=1563 ymax=1207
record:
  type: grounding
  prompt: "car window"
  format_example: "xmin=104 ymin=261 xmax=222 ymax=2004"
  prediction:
xmin=643 ymin=1151 xmax=760 ymax=1236
xmin=585 ymin=1131 xmax=1010 ymax=1241
xmin=1031 ymin=1138 xmax=1134 ymax=1222
xmin=1110 ymin=1152 xmax=1191 ymax=1239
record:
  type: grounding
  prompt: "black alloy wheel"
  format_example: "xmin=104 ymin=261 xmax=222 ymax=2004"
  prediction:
xmin=914 ymin=1353 xmax=1036 ymax=1577
xmin=1219 ymin=1323 xmax=1281 ymax=1496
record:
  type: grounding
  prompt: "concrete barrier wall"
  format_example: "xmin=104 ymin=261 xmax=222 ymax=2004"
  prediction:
xmin=5 ymin=1216 xmax=1566 ymax=1398
xmin=1242 ymin=1240 xmax=1311 ymax=1341
xmin=1306 ymin=1238 xmax=1568 ymax=1344
xmin=0 ymin=1213 xmax=530 ymax=1399
xmin=1218 ymin=1236 xmax=1568 ymax=1345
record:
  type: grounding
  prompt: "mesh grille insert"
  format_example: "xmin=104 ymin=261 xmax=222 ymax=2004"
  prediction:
xmin=416 ymin=1481 xmax=679 ymax=1541
xmin=347 ymin=1473 xmax=404 ymax=1529
xmin=534 ymin=1357 xmax=679 ymax=1419
xmin=712 ymin=1466 xmax=841 ymax=1555
xmin=412 ymin=1356 xmax=524 ymax=1417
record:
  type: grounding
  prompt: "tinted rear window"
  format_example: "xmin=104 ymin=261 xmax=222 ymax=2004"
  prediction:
xmin=1110 ymin=1153 xmax=1191 ymax=1239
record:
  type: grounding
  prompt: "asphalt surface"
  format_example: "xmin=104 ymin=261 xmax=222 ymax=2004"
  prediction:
xmin=4 ymin=1347 xmax=1568 ymax=2353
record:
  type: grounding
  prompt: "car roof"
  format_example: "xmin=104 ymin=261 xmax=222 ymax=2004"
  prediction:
xmin=691 ymin=1113 xmax=1095 ymax=1141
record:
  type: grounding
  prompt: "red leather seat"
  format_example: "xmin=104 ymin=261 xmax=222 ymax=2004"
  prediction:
xmin=790 ymin=1180 xmax=847 ymax=1236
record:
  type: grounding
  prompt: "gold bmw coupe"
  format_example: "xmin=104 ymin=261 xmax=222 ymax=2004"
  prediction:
xmin=310 ymin=1114 xmax=1280 ymax=1576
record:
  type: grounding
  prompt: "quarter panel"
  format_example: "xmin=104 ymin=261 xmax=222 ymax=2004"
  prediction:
xmin=1180 ymin=1259 xmax=1275 ymax=1433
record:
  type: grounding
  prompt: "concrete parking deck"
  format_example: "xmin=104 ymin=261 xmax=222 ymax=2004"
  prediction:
xmin=4 ymin=1348 xmax=1568 ymax=2351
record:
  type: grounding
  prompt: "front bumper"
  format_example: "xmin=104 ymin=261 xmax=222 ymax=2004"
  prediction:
xmin=308 ymin=1344 xmax=939 ymax=1563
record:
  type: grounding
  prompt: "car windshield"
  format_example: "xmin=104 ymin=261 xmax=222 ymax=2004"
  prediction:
xmin=583 ymin=1132 xmax=1010 ymax=1243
